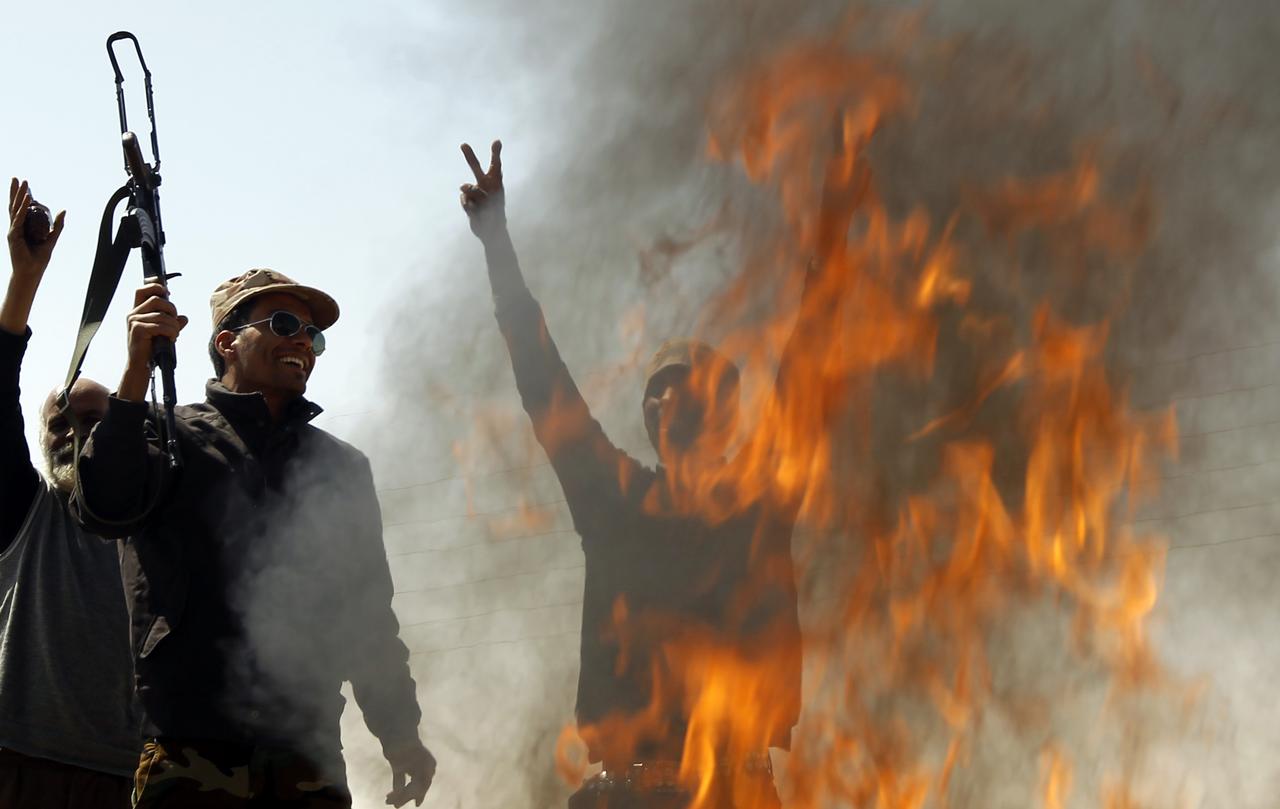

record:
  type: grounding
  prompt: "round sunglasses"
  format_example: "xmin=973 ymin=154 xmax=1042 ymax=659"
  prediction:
xmin=232 ymin=310 xmax=326 ymax=356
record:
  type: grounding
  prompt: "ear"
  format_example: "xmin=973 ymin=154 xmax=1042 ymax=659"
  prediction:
xmin=214 ymin=330 xmax=238 ymax=364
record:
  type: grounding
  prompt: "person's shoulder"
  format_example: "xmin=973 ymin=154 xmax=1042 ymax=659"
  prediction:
xmin=175 ymin=401 xmax=213 ymax=420
xmin=616 ymin=452 xmax=657 ymax=500
xmin=172 ymin=401 xmax=226 ymax=437
xmin=295 ymin=426 xmax=378 ymax=501
xmin=298 ymin=423 xmax=370 ymax=466
xmin=30 ymin=481 xmax=100 ymax=539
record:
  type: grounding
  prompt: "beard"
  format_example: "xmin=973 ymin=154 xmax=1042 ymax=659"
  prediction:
xmin=43 ymin=443 xmax=76 ymax=494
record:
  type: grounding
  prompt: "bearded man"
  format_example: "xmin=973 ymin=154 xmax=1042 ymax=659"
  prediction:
xmin=0 ymin=178 xmax=138 ymax=808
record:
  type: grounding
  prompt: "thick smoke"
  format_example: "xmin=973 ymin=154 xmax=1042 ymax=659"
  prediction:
xmin=315 ymin=1 xmax=1280 ymax=807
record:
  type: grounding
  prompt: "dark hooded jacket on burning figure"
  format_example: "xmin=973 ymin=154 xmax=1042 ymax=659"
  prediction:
xmin=70 ymin=382 xmax=420 ymax=770
xmin=481 ymin=230 xmax=804 ymax=762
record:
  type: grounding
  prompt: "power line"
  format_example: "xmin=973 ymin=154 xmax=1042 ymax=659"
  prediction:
xmin=401 ymin=600 xmax=583 ymax=630
xmin=376 ymin=461 xmax=552 ymax=496
xmin=408 ymin=629 xmax=579 ymax=658
xmin=1136 ymin=336 xmax=1280 ymax=368
xmin=1136 ymin=455 xmax=1280 ymax=485
xmin=388 ymin=528 xmax=577 ymax=559
xmin=1132 ymin=495 xmax=1280 ymax=526
xmin=384 ymin=498 xmax=568 ymax=532
xmin=393 ymin=563 xmax=585 ymax=597
xmin=1139 ymin=379 xmax=1280 ymax=410
xmin=1169 ymin=532 xmax=1280 ymax=551
xmin=1178 ymin=416 xmax=1280 ymax=441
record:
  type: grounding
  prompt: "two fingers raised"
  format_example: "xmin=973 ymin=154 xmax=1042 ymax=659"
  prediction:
xmin=460 ymin=140 xmax=502 ymax=186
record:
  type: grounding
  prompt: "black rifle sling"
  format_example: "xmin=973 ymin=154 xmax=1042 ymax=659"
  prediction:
xmin=58 ymin=182 xmax=176 ymax=530
xmin=56 ymin=183 xmax=134 ymax=426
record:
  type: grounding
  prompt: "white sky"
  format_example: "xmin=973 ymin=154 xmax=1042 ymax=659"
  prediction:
xmin=2 ymin=0 xmax=535 ymax=455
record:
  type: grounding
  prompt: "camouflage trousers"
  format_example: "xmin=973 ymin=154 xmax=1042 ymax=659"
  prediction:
xmin=132 ymin=738 xmax=351 ymax=808
xmin=0 ymin=747 xmax=132 ymax=809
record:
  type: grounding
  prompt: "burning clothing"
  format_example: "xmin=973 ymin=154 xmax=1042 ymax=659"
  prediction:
xmin=71 ymin=381 xmax=420 ymax=774
xmin=484 ymin=239 xmax=803 ymax=761
xmin=0 ymin=328 xmax=139 ymax=783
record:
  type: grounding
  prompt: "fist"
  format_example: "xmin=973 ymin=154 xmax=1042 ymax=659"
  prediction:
xmin=125 ymin=282 xmax=189 ymax=367
xmin=23 ymin=203 xmax=51 ymax=245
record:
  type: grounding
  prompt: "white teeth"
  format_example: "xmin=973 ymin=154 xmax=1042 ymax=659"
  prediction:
xmin=281 ymin=356 xmax=304 ymax=369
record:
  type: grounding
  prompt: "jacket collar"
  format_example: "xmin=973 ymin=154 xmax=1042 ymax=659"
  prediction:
xmin=204 ymin=380 xmax=323 ymax=430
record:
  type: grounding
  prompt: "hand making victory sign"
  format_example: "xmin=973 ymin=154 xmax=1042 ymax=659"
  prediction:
xmin=459 ymin=140 xmax=505 ymax=237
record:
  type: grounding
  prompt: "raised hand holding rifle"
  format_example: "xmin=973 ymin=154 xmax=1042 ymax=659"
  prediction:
xmin=116 ymin=282 xmax=186 ymax=402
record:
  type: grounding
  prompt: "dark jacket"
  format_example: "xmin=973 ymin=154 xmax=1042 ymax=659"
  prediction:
xmin=0 ymin=328 xmax=39 ymax=554
xmin=493 ymin=286 xmax=804 ymax=760
xmin=71 ymin=381 xmax=419 ymax=764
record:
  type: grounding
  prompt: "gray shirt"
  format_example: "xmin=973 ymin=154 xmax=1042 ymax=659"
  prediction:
xmin=0 ymin=483 xmax=139 ymax=777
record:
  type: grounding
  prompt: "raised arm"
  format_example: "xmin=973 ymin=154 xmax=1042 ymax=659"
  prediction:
xmin=1 ymin=178 xmax=66 ymax=552
xmin=751 ymin=143 xmax=862 ymax=524
xmin=460 ymin=140 xmax=634 ymax=503
xmin=773 ymin=259 xmax=829 ymax=398
xmin=70 ymin=282 xmax=188 ymax=537
xmin=774 ymin=135 xmax=863 ymax=403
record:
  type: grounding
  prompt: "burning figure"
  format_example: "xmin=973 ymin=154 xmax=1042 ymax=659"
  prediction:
xmin=461 ymin=141 xmax=828 ymax=809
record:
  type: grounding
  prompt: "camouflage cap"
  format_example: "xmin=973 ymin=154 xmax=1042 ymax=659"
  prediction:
xmin=209 ymin=268 xmax=340 ymax=331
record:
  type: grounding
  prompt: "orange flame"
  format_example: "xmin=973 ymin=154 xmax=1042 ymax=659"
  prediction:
xmin=548 ymin=18 xmax=1176 ymax=809
xmin=1041 ymin=748 xmax=1074 ymax=809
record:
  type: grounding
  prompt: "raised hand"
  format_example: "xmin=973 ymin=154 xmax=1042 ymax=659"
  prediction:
xmin=117 ymin=282 xmax=189 ymax=402
xmin=7 ymin=178 xmax=66 ymax=285
xmin=2 ymin=178 xmax=67 ymax=334
xmin=459 ymin=140 xmax=505 ymax=238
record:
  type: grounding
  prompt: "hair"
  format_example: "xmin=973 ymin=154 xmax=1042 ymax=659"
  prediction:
xmin=208 ymin=300 xmax=256 ymax=379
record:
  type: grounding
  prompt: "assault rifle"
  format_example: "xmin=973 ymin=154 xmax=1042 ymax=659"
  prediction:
xmin=61 ymin=31 xmax=182 ymax=471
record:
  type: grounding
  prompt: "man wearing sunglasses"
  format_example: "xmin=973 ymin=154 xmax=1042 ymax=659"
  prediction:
xmin=70 ymin=269 xmax=436 ymax=808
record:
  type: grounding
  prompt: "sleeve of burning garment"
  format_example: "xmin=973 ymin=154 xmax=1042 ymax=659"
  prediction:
xmin=492 ymin=286 xmax=633 ymax=507
xmin=0 ymin=327 xmax=40 ymax=554
xmin=342 ymin=453 xmax=422 ymax=752
xmin=69 ymin=395 xmax=171 ymax=539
